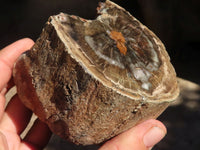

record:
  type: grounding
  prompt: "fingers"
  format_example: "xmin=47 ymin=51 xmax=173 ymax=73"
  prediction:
xmin=21 ymin=119 xmax=52 ymax=150
xmin=99 ymin=119 xmax=166 ymax=150
xmin=0 ymin=131 xmax=9 ymax=150
xmin=0 ymin=38 xmax=34 ymax=119
xmin=0 ymin=94 xmax=51 ymax=150
xmin=0 ymin=38 xmax=51 ymax=149
xmin=0 ymin=38 xmax=34 ymax=69
xmin=0 ymin=94 xmax=32 ymax=135
xmin=0 ymin=94 xmax=6 ymax=120
xmin=0 ymin=77 xmax=15 ymax=98
xmin=0 ymin=38 xmax=34 ymax=91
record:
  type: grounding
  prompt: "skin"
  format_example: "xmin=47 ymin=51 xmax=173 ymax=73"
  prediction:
xmin=0 ymin=38 xmax=166 ymax=150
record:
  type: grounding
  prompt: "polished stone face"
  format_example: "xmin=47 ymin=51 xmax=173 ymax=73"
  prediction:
xmin=51 ymin=1 xmax=172 ymax=97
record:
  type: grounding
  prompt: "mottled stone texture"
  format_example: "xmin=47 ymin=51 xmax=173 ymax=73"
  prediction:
xmin=13 ymin=0 xmax=179 ymax=145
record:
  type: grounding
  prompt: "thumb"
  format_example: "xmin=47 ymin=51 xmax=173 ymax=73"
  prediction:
xmin=99 ymin=119 xmax=166 ymax=150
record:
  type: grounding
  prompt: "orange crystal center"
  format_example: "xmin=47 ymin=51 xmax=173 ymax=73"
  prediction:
xmin=109 ymin=31 xmax=127 ymax=55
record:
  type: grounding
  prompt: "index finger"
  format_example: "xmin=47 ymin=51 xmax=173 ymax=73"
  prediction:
xmin=0 ymin=38 xmax=34 ymax=91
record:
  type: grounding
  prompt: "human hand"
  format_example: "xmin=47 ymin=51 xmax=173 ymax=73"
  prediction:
xmin=99 ymin=119 xmax=166 ymax=150
xmin=0 ymin=38 xmax=52 ymax=150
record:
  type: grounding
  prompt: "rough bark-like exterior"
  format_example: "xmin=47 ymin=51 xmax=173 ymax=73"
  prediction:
xmin=13 ymin=0 xmax=179 ymax=145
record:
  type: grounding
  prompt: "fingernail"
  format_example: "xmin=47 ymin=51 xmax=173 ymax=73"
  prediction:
xmin=0 ymin=87 xmax=7 ymax=95
xmin=143 ymin=126 xmax=166 ymax=148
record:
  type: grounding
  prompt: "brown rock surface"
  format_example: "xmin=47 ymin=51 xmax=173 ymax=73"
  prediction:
xmin=13 ymin=0 xmax=179 ymax=145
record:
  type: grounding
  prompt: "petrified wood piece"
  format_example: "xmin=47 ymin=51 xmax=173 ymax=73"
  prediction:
xmin=13 ymin=0 xmax=179 ymax=145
